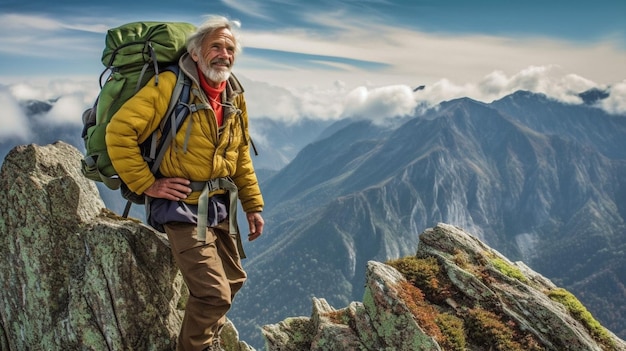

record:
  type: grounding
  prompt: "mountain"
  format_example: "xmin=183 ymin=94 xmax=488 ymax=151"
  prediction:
xmin=5 ymin=90 xmax=624 ymax=349
xmin=250 ymin=117 xmax=335 ymax=172
xmin=264 ymin=224 xmax=626 ymax=351
xmin=2 ymin=142 xmax=623 ymax=351
xmin=229 ymin=91 xmax=626 ymax=349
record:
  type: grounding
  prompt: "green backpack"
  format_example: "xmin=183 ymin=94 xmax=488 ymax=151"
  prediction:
xmin=80 ymin=21 xmax=196 ymax=193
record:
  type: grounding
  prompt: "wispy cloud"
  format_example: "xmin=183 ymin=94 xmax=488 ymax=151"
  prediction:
xmin=220 ymin=0 xmax=273 ymax=21
xmin=1 ymin=3 xmax=624 ymax=145
xmin=0 ymin=13 xmax=108 ymax=58
xmin=238 ymin=20 xmax=626 ymax=90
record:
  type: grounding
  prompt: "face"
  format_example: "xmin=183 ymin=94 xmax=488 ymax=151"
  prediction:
xmin=192 ymin=27 xmax=236 ymax=87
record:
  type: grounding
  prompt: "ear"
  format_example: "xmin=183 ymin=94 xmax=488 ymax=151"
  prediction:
xmin=191 ymin=50 xmax=200 ymax=62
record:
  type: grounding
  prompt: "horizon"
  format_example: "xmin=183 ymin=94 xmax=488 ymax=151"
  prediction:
xmin=1 ymin=0 xmax=625 ymax=146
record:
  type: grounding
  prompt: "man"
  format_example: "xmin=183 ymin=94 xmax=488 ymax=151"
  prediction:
xmin=106 ymin=16 xmax=264 ymax=351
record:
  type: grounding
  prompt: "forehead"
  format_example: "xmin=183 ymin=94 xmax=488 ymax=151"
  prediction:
xmin=202 ymin=27 xmax=235 ymax=46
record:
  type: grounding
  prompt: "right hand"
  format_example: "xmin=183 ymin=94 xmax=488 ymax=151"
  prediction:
xmin=144 ymin=177 xmax=191 ymax=201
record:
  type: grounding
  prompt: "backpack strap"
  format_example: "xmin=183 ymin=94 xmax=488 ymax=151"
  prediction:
xmin=149 ymin=66 xmax=189 ymax=172
xmin=122 ymin=66 xmax=191 ymax=217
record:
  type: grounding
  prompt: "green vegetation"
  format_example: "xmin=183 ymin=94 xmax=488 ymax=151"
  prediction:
xmin=387 ymin=256 xmax=545 ymax=351
xmin=435 ymin=313 xmax=466 ymax=351
xmin=490 ymin=257 xmax=528 ymax=283
xmin=465 ymin=308 xmax=527 ymax=351
xmin=548 ymin=288 xmax=616 ymax=350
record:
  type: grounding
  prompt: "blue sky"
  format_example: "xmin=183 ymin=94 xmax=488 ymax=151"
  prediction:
xmin=1 ymin=0 xmax=625 ymax=142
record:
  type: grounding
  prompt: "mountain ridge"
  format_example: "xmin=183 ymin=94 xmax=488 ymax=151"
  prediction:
xmin=1 ymin=142 xmax=622 ymax=350
xmin=2 ymin=89 xmax=624 ymax=348
xmin=231 ymin=90 xmax=626 ymax=348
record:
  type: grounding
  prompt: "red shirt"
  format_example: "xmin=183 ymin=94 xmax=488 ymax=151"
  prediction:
xmin=197 ymin=67 xmax=227 ymax=127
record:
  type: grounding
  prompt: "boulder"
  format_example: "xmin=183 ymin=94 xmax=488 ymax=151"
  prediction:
xmin=0 ymin=142 xmax=252 ymax=351
xmin=263 ymin=223 xmax=626 ymax=351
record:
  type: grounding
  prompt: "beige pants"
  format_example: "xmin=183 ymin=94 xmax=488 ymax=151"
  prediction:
xmin=165 ymin=220 xmax=247 ymax=351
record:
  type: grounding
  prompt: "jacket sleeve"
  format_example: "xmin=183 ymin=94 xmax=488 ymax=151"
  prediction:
xmin=231 ymin=95 xmax=264 ymax=213
xmin=105 ymin=72 xmax=177 ymax=195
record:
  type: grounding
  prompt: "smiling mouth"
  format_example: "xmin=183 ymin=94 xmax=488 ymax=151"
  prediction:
xmin=211 ymin=59 xmax=230 ymax=68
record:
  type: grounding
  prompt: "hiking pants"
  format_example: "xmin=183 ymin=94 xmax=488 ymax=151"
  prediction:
xmin=164 ymin=220 xmax=247 ymax=351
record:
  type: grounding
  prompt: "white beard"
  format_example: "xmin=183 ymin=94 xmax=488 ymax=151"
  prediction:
xmin=206 ymin=68 xmax=231 ymax=83
xmin=198 ymin=57 xmax=231 ymax=83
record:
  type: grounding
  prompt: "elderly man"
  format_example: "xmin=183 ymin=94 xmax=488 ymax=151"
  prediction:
xmin=106 ymin=16 xmax=264 ymax=351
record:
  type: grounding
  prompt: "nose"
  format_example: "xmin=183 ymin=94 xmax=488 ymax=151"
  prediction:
xmin=217 ymin=47 xmax=231 ymax=57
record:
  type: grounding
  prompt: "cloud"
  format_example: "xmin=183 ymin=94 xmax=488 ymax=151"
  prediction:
xmin=0 ymin=13 xmax=107 ymax=58
xmin=0 ymin=86 xmax=31 ymax=141
xmin=237 ymin=17 xmax=626 ymax=93
xmin=418 ymin=65 xmax=598 ymax=107
xmin=0 ymin=80 xmax=97 ymax=143
xmin=240 ymin=76 xmax=347 ymax=123
xmin=220 ymin=0 xmax=272 ymax=21
xmin=42 ymin=94 xmax=90 ymax=127
xmin=241 ymin=64 xmax=622 ymax=127
xmin=341 ymin=85 xmax=418 ymax=123
xmin=2 ymin=64 xmax=622 ymax=151
xmin=601 ymin=80 xmax=626 ymax=115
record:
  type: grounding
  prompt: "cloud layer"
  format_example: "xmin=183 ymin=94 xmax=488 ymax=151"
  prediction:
xmin=1 ymin=64 xmax=623 ymax=148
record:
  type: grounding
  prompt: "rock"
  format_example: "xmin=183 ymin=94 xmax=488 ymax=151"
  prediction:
xmin=263 ymin=223 xmax=626 ymax=351
xmin=4 ymin=142 xmax=622 ymax=351
xmin=0 ymin=142 xmax=253 ymax=351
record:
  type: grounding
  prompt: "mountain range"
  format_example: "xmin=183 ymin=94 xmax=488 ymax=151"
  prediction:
xmin=3 ymin=141 xmax=623 ymax=351
xmin=228 ymin=90 xmax=626 ymax=349
xmin=3 ymin=89 xmax=624 ymax=350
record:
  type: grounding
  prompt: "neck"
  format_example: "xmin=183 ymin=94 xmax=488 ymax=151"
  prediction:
xmin=206 ymin=79 xmax=221 ymax=89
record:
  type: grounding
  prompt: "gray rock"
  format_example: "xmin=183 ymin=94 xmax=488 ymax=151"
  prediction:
xmin=0 ymin=142 xmax=253 ymax=351
xmin=263 ymin=223 xmax=626 ymax=351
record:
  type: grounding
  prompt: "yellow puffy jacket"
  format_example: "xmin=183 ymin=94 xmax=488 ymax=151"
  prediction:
xmin=106 ymin=53 xmax=263 ymax=213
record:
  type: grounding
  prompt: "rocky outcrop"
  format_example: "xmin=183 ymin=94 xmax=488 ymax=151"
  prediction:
xmin=263 ymin=223 xmax=626 ymax=351
xmin=0 ymin=142 xmax=252 ymax=351
xmin=2 ymin=142 xmax=624 ymax=351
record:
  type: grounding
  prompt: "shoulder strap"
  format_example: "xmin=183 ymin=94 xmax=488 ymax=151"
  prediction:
xmin=150 ymin=66 xmax=190 ymax=173
xmin=122 ymin=66 xmax=191 ymax=217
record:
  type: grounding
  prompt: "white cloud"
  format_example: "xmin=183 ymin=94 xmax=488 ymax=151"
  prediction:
xmin=341 ymin=85 xmax=418 ymax=123
xmin=0 ymin=13 xmax=108 ymax=33
xmin=10 ymin=80 xmax=98 ymax=106
xmin=1 ymin=80 xmax=97 ymax=142
xmin=0 ymin=87 xmax=31 ymax=140
xmin=242 ymin=64 xmax=622 ymax=126
xmin=2 ymin=64 xmax=622 ymax=151
xmin=0 ymin=13 xmax=107 ymax=58
xmin=238 ymin=19 xmax=626 ymax=92
xmin=601 ymin=80 xmax=626 ymax=115
xmin=42 ymin=94 xmax=89 ymax=127
xmin=220 ymin=0 xmax=272 ymax=21
xmin=416 ymin=66 xmax=599 ymax=107
xmin=240 ymin=76 xmax=347 ymax=123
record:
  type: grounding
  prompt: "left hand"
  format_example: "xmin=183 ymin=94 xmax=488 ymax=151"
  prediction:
xmin=246 ymin=212 xmax=264 ymax=241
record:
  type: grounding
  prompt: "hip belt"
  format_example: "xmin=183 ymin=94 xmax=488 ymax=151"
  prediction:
xmin=191 ymin=177 xmax=245 ymax=258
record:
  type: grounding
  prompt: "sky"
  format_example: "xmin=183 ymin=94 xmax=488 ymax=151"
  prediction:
xmin=0 ymin=0 xmax=625 ymax=143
